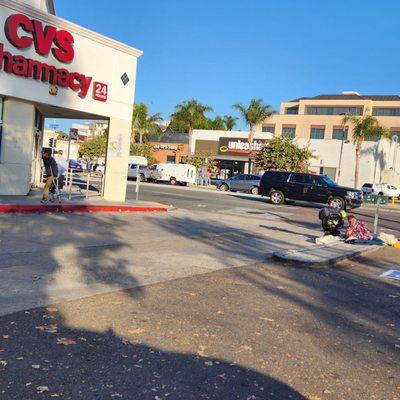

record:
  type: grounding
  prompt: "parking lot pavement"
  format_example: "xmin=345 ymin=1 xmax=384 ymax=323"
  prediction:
xmin=0 ymin=246 xmax=398 ymax=400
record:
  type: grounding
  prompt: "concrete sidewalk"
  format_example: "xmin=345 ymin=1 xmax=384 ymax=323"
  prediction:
xmin=273 ymin=241 xmax=383 ymax=267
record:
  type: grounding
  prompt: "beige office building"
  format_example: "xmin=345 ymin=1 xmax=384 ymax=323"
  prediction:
xmin=259 ymin=92 xmax=400 ymax=141
xmin=253 ymin=92 xmax=400 ymax=187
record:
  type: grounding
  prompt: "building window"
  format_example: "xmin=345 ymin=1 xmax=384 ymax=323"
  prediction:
xmin=285 ymin=106 xmax=299 ymax=114
xmin=372 ymin=108 xmax=400 ymax=116
xmin=166 ymin=155 xmax=176 ymax=163
xmin=332 ymin=128 xmax=348 ymax=140
xmin=310 ymin=127 xmax=325 ymax=139
xmin=306 ymin=106 xmax=363 ymax=115
xmin=282 ymin=127 xmax=296 ymax=139
xmin=262 ymin=125 xmax=275 ymax=134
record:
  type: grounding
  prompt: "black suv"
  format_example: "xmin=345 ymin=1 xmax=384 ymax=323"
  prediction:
xmin=259 ymin=171 xmax=363 ymax=210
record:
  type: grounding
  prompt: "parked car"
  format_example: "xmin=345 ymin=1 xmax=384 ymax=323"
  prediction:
xmin=68 ymin=160 xmax=83 ymax=173
xmin=259 ymin=171 xmax=363 ymax=210
xmin=149 ymin=163 xmax=196 ymax=185
xmin=361 ymin=183 xmax=400 ymax=198
xmin=127 ymin=163 xmax=151 ymax=181
xmin=217 ymin=174 xmax=261 ymax=195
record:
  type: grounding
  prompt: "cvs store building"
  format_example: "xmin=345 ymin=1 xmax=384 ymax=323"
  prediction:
xmin=0 ymin=0 xmax=142 ymax=200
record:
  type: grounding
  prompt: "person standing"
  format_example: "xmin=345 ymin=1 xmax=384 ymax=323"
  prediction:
xmin=54 ymin=150 xmax=67 ymax=190
xmin=41 ymin=149 xmax=58 ymax=204
xmin=204 ymin=169 xmax=211 ymax=187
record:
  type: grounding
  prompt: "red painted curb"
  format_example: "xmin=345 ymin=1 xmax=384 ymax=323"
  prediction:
xmin=0 ymin=204 xmax=168 ymax=214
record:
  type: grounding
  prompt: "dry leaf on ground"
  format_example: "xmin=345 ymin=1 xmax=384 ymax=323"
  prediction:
xmin=56 ymin=338 xmax=76 ymax=346
xmin=260 ymin=317 xmax=274 ymax=322
xmin=36 ymin=325 xmax=58 ymax=333
xmin=306 ymin=395 xmax=321 ymax=400
xmin=0 ymin=360 xmax=8 ymax=366
xmin=46 ymin=307 xmax=58 ymax=313
xmin=128 ymin=328 xmax=145 ymax=335
xmin=32 ymin=365 xmax=40 ymax=369
xmin=239 ymin=345 xmax=253 ymax=352
xmin=36 ymin=386 xmax=49 ymax=393
xmin=32 ymin=275 xmax=41 ymax=282
xmin=197 ymin=345 xmax=207 ymax=357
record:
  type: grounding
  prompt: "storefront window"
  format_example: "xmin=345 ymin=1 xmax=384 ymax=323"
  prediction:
xmin=215 ymin=160 xmax=245 ymax=179
xmin=166 ymin=155 xmax=176 ymax=163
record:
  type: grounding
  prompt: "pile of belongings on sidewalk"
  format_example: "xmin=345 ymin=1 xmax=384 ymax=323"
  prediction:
xmin=315 ymin=207 xmax=385 ymax=245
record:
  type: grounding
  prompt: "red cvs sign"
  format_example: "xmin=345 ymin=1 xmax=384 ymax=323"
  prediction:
xmin=5 ymin=14 xmax=74 ymax=63
xmin=2 ymin=13 xmax=108 ymax=102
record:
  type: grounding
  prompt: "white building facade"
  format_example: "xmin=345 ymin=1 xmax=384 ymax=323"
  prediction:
xmin=0 ymin=0 xmax=142 ymax=200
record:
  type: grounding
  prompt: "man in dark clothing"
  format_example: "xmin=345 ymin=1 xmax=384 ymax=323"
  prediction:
xmin=41 ymin=149 xmax=58 ymax=203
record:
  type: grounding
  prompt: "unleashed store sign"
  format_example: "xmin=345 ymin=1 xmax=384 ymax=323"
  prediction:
xmin=218 ymin=137 xmax=266 ymax=155
xmin=1 ymin=13 xmax=107 ymax=101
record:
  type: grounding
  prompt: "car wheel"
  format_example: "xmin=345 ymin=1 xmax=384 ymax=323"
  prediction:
xmin=270 ymin=190 xmax=285 ymax=205
xmin=139 ymin=174 xmax=145 ymax=182
xmin=329 ymin=196 xmax=345 ymax=210
xmin=219 ymin=183 xmax=229 ymax=191
xmin=250 ymin=186 xmax=259 ymax=195
xmin=170 ymin=177 xmax=177 ymax=185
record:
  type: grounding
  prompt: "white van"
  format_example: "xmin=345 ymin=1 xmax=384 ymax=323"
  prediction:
xmin=150 ymin=163 xmax=196 ymax=185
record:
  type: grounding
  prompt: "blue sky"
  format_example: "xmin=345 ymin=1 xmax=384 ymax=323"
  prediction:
xmin=49 ymin=0 xmax=400 ymax=132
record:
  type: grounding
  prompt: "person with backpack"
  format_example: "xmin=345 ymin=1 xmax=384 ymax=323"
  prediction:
xmin=318 ymin=207 xmax=347 ymax=236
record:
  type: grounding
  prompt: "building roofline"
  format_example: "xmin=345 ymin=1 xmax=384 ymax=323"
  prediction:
xmin=0 ymin=0 xmax=143 ymax=58
xmin=289 ymin=94 xmax=400 ymax=102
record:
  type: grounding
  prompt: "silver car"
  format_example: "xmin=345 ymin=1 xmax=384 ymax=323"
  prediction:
xmin=217 ymin=174 xmax=261 ymax=195
xmin=127 ymin=163 xmax=151 ymax=181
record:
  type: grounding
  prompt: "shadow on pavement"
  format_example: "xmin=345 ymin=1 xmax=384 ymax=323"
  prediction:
xmin=0 ymin=306 xmax=307 ymax=400
xmin=232 ymin=257 xmax=400 ymax=355
xmin=0 ymin=212 xmax=144 ymax=311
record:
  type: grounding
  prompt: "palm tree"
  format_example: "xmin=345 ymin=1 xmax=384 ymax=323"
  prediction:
xmin=223 ymin=115 xmax=238 ymax=131
xmin=342 ymin=114 xmax=390 ymax=188
xmin=170 ymin=99 xmax=213 ymax=154
xmin=233 ymin=99 xmax=275 ymax=173
xmin=132 ymin=103 xmax=163 ymax=144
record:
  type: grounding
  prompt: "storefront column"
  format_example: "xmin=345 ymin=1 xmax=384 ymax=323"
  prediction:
xmin=103 ymin=117 xmax=131 ymax=202
xmin=0 ymin=99 xmax=35 ymax=195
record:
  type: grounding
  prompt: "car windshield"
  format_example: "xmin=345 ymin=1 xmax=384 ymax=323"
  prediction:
xmin=322 ymin=176 xmax=337 ymax=187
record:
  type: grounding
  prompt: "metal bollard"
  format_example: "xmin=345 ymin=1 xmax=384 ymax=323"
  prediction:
xmin=86 ymin=172 xmax=90 ymax=199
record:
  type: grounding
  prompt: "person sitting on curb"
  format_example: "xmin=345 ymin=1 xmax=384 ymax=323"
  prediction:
xmin=41 ymin=149 xmax=58 ymax=204
xmin=345 ymin=215 xmax=373 ymax=241
xmin=319 ymin=207 xmax=347 ymax=236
